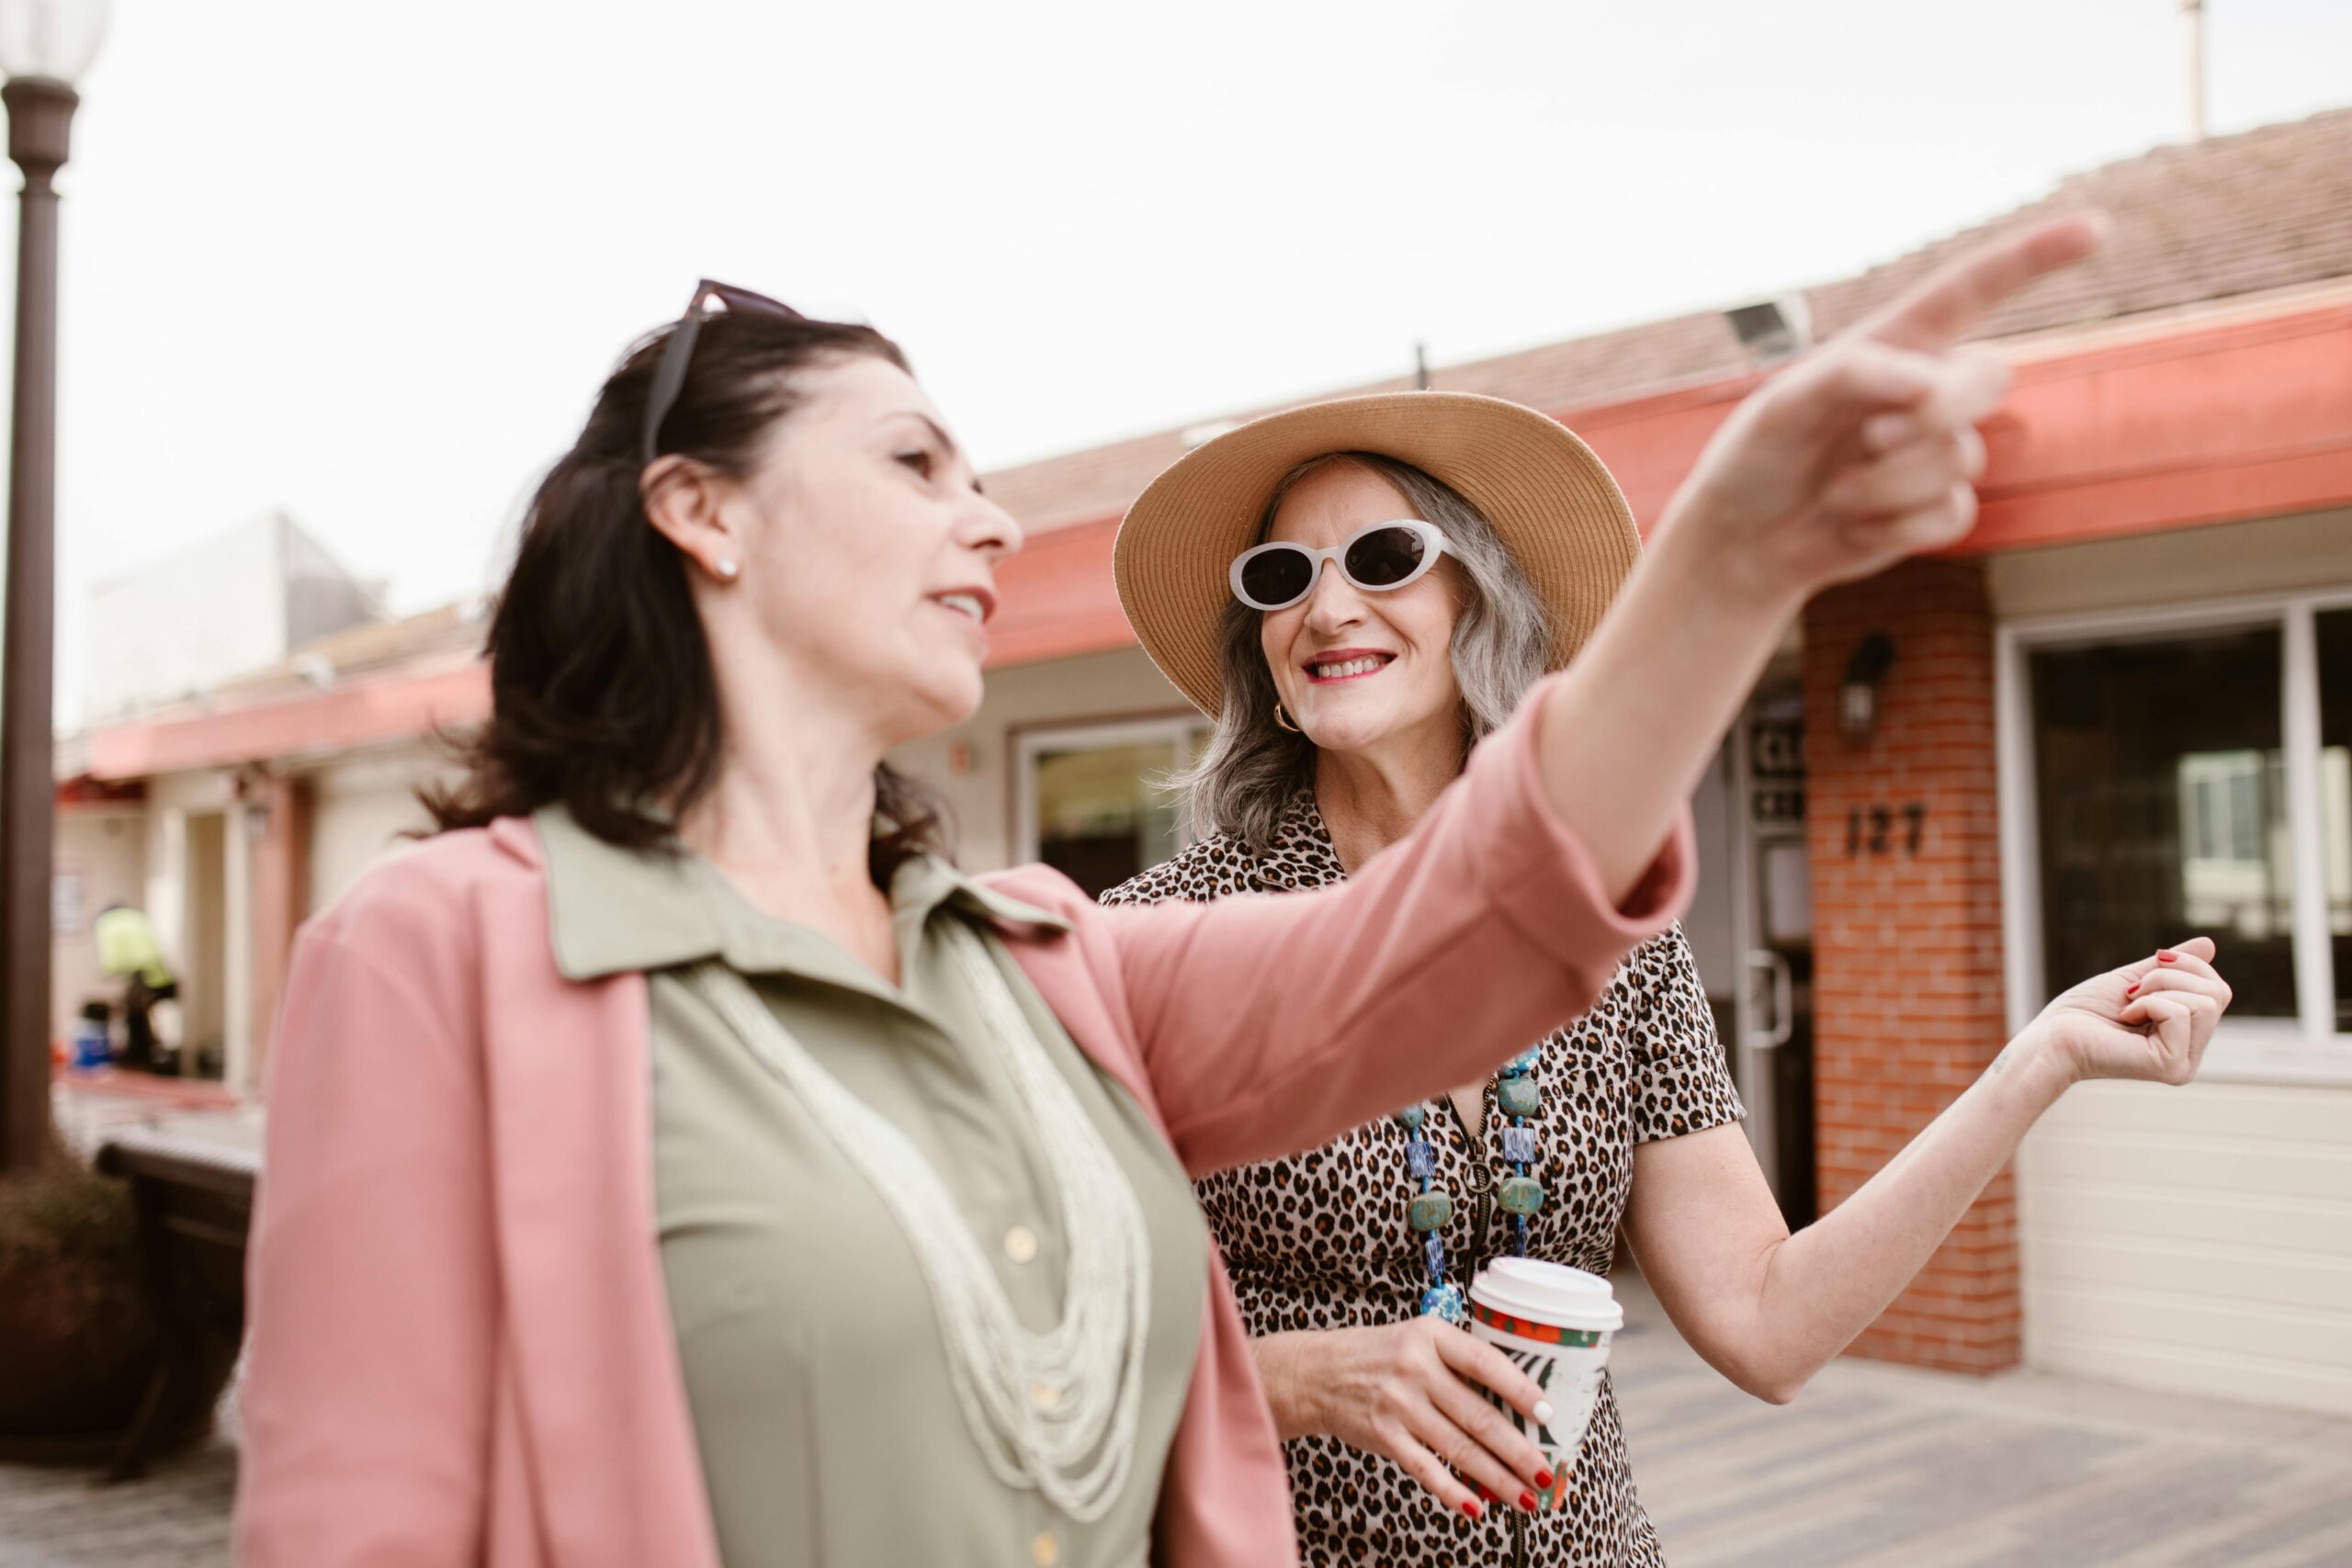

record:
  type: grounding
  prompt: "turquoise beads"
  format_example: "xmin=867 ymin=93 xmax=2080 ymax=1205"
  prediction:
xmin=1398 ymin=1105 xmax=1457 ymax=1318
xmin=1499 ymin=1042 xmax=1544 ymax=1249
xmin=1397 ymin=1036 xmax=1545 ymax=1314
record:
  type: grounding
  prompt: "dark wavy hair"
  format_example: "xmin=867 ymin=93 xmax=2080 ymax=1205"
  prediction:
xmin=424 ymin=306 xmax=953 ymax=880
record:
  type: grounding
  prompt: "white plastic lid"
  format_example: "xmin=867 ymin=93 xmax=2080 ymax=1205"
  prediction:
xmin=1467 ymin=1257 xmax=1624 ymax=1334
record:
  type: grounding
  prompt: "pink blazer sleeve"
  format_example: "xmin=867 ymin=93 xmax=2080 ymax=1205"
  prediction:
xmin=234 ymin=876 xmax=496 ymax=1566
xmin=1109 ymin=671 xmax=1693 ymax=1177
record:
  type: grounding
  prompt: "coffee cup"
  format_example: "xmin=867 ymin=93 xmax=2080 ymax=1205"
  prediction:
xmin=1466 ymin=1258 xmax=1623 ymax=1512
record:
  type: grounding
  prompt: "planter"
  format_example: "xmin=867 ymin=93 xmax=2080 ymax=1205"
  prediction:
xmin=0 ymin=1142 xmax=221 ymax=1465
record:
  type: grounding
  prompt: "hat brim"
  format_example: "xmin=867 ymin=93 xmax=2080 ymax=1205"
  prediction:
xmin=1114 ymin=391 xmax=1642 ymax=717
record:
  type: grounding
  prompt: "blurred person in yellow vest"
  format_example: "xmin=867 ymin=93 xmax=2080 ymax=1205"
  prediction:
xmin=93 ymin=903 xmax=177 ymax=1073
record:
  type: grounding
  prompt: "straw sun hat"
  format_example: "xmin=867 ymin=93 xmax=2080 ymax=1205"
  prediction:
xmin=1114 ymin=390 xmax=1644 ymax=717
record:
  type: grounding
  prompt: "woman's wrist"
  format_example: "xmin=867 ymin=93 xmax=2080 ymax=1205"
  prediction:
xmin=1645 ymin=495 xmax=1810 ymax=626
xmin=1987 ymin=1026 xmax=2079 ymax=1106
xmin=1250 ymin=1330 xmax=1327 ymax=1441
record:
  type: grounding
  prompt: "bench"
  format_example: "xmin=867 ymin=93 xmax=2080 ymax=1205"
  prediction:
xmin=94 ymin=1128 xmax=259 ymax=1481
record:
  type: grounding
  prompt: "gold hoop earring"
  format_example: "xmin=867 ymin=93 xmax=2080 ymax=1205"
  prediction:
xmin=1273 ymin=703 xmax=1301 ymax=734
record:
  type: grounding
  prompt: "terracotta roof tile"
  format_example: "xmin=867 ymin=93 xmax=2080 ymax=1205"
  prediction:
xmin=986 ymin=107 xmax=2352 ymax=533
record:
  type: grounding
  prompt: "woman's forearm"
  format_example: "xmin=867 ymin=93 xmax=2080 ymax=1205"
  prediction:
xmin=1535 ymin=220 xmax=2108 ymax=907
xmin=1536 ymin=520 xmax=1801 ymax=903
xmin=1742 ymin=1038 xmax=2072 ymax=1399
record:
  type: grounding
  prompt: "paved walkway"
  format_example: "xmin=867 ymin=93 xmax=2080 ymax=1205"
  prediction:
xmin=0 ymin=1436 xmax=232 ymax=1568
xmin=4 ymin=1274 xmax=2349 ymax=1565
xmin=1611 ymin=1275 xmax=2352 ymax=1568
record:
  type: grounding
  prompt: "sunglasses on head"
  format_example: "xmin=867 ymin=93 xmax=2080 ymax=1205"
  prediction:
xmin=1228 ymin=520 xmax=1452 ymax=612
xmin=641 ymin=278 xmax=806 ymax=464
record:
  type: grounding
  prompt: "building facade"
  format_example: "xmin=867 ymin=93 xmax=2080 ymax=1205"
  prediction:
xmin=68 ymin=112 xmax=2352 ymax=1416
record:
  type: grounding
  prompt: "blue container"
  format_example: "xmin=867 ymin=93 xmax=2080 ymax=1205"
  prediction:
xmin=71 ymin=1018 xmax=111 ymax=1071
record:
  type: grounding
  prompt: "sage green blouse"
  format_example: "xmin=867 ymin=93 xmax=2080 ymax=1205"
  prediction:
xmin=535 ymin=807 xmax=1206 ymax=1568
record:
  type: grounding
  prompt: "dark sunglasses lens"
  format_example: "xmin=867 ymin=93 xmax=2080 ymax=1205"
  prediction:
xmin=1345 ymin=526 xmax=1429 ymax=588
xmin=1239 ymin=548 xmax=1315 ymax=606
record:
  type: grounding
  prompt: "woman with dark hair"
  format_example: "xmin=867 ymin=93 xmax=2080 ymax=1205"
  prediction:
xmin=233 ymin=226 xmax=2210 ymax=1568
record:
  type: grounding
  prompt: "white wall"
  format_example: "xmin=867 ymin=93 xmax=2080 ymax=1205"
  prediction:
xmin=1996 ymin=508 xmax=2352 ymax=1416
xmin=889 ymin=646 xmax=1195 ymax=872
xmin=2018 ymin=1080 xmax=2352 ymax=1416
xmin=85 ymin=513 xmax=380 ymax=722
xmin=87 ymin=518 xmax=285 ymax=722
xmin=51 ymin=804 xmax=150 ymax=1043
xmin=306 ymin=745 xmax=454 ymax=914
xmin=1987 ymin=507 xmax=2352 ymax=621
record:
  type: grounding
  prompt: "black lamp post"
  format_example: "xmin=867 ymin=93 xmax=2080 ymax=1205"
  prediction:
xmin=0 ymin=0 xmax=107 ymax=1177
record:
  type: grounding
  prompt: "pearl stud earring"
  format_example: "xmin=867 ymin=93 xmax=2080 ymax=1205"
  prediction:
xmin=715 ymin=558 xmax=740 ymax=581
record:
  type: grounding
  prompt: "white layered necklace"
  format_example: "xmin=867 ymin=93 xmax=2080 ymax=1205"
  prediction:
xmin=683 ymin=917 xmax=1151 ymax=1521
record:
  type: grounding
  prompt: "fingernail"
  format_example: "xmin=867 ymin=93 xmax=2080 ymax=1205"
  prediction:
xmin=1533 ymin=1400 xmax=1555 ymax=1425
xmin=2126 ymin=983 xmax=2139 ymax=997
xmin=1520 ymin=1492 xmax=1539 ymax=1513
xmin=1476 ymin=1484 xmax=1495 ymax=1505
xmin=1535 ymin=1468 xmax=1555 ymax=1490
xmin=1462 ymin=1499 xmax=1482 ymax=1520
xmin=2157 ymin=950 xmax=2177 ymax=963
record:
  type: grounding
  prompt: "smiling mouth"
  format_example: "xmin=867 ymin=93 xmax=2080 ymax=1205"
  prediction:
xmin=933 ymin=592 xmax=990 ymax=625
xmin=1306 ymin=652 xmax=1395 ymax=682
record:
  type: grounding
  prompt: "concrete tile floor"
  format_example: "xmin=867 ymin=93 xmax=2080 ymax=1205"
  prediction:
xmin=4 ymin=1274 xmax=2348 ymax=1566
xmin=1611 ymin=1273 xmax=2352 ymax=1568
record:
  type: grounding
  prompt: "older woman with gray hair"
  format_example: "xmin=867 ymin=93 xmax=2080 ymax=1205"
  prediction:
xmin=1105 ymin=397 xmax=1730 ymax=1567
xmin=1103 ymin=383 xmax=2231 ymax=1567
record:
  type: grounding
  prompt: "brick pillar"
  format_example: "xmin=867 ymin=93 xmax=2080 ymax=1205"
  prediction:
xmin=1803 ymin=558 xmax=2018 ymax=1374
xmin=247 ymin=773 xmax=312 ymax=1091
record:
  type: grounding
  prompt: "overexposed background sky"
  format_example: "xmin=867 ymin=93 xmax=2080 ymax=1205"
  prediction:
xmin=21 ymin=0 xmax=2352 ymax=723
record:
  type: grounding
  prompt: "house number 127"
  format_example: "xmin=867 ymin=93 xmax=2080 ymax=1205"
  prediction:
xmin=1847 ymin=804 xmax=1925 ymax=856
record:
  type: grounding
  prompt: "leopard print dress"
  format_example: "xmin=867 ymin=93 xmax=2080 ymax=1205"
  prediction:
xmin=1102 ymin=793 xmax=1744 ymax=1568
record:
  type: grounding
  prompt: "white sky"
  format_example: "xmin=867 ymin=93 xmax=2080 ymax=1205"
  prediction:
xmin=18 ymin=0 xmax=2352 ymax=725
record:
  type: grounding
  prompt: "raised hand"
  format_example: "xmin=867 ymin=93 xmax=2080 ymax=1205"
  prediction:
xmin=1663 ymin=215 xmax=2106 ymax=603
xmin=2018 ymin=936 xmax=2233 ymax=1088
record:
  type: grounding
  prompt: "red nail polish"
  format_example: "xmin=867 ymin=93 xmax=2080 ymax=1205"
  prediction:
xmin=1535 ymin=1469 xmax=1555 ymax=1490
xmin=2126 ymin=983 xmax=2139 ymax=996
xmin=1476 ymin=1484 xmax=1495 ymax=1505
xmin=2157 ymin=950 xmax=2177 ymax=963
xmin=1520 ymin=1492 xmax=1539 ymax=1512
xmin=1462 ymin=1499 xmax=1482 ymax=1520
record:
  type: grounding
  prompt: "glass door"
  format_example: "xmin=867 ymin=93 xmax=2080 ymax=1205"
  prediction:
xmin=1014 ymin=717 xmax=1209 ymax=899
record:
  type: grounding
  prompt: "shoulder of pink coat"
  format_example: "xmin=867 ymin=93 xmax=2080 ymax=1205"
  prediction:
xmin=975 ymin=861 xmax=1096 ymax=925
xmin=301 ymin=816 xmax=548 ymax=951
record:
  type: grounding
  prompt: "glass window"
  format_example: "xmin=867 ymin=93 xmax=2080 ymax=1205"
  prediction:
xmin=2319 ymin=608 xmax=2352 ymax=1032
xmin=2030 ymin=626 xmax=2298 ymax=1017
xmin=1026 ymin=731 xmax=1201 ymax=899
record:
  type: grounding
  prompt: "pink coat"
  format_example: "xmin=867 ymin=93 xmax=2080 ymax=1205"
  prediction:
xmin=234 ymin=674 xmax=1691 ymax=1568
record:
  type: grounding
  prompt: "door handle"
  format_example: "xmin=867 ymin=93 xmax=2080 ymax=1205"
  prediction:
xmin=1744 ymin=950 xmax=1793 ymax=1052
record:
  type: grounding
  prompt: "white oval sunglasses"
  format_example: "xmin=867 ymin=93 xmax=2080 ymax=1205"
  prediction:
xmin=1228 ymin=520 xmax=1452 ymax=612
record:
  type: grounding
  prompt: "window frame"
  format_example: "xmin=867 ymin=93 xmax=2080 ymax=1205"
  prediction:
xmin=1996 ymin=584 xmax=2352 ymax=1085
xmin=1011 ymin=713 xmax=1213 ymax=875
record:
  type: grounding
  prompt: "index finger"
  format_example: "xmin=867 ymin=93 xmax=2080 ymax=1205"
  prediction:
xmin=1437 ymin=1324 xmax=1548 ymax=1420
xmin=1860 ymin=214 xmax=2107 ymax=353
xmin=2117 ymin=936 xmax=2222 ymax=987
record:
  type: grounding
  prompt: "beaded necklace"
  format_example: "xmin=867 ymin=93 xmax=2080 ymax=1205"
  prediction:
xmin=682 ymin=919 xmax=1150 ymax=1522
xmin=1396 ymin=1043 xmax=1544 ymax=1323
